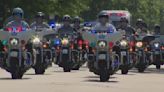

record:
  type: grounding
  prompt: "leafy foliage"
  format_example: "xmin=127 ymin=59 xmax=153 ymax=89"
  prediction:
xmin=0 ymin=0 xmax=164 ymax=29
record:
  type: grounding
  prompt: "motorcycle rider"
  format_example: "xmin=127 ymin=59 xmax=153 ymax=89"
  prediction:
xmin=93 ymin=12 xmax=116 ymax=33
xmin=154 ymin=24 xmax=161 ymax=35
xmin=119 ymin=17 xmax=135 ymax=36
xmin=136 ymin=19 xmax=148 ymax=35
xmin=136 ymin=19 xmax=143 ymax=29
xmin=72 ymin=16 xmax=82 ymax=32
xmin=30 ymin=12 xmax=49 ymax=29
xmin=58 ymin=15 xmax=75 ymax=34
xmin=4 ymin=7 xmax=29 ymax=31
xmin=56 ymin=15 xmax=75 ymax=70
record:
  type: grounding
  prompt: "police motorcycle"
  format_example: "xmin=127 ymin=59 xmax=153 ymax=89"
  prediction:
xmin=135 ymin=34 xmax=155 ymax=72
xmin=150 ymin=35 xmax=164 ymax=69
xmin=82 ymin=30 xmax=123 ymax=82
xmin=117 ymin=35 xmax=136 ymax=74
xmin=71 ymin=32 xmax=89 ymax=70
xmin=31 ymin=28 xmax=54 ymax=74
xmin=0 ymin=27 xmax=34 ymax=79
xmin=52 ymin=32 xmax=79 ymax=72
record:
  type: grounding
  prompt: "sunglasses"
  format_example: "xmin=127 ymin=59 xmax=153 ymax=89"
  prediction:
xmin=13 ymin=13 xmax=23 ymax=17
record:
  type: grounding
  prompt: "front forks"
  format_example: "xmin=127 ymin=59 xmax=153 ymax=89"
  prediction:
xmin=43 ymin=49 xmax=53 ymax=63
xmin=94 ymin=52 xmax=120 ymax=70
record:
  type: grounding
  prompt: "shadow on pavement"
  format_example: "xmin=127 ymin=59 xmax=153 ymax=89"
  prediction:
xmin=0 ymin=77 xmax=31 ymax=80
xmin=84 ymin=79 xmax=119 ymax=83
xmin=84 ymin=76 xmax=116 ymax=79
xmin=25 ymin=73 xmax=51 ymax=75
xmin=53 ymin=70 xmax=65 ymax=73
xmin=116 ymin=73 xmax=136 ymax=75
xmin=129 ymin=68 xmax=164 ymax=74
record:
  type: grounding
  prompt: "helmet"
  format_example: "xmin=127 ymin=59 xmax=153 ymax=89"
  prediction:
xmin=137 ymin=18 xmax=143 ymax=22
xmin=73 ymin=16 xmax=81 ymax=23
xmin=12 ymin=7 xmax=24 ymax=17
xmin=98 ymin=12 xmax=109 ymax=19
xmin=63 ymin=15 xmax=71 ymax=21
xmin=120 ymin=17 xmax=128 ymax=23
xmin=35 ymin=12 xmax=45 ymax=18
xmin=136 ymin=18 xmax=143 ymax=25
xmin=154 ymin=24 xmax=160 ymax=29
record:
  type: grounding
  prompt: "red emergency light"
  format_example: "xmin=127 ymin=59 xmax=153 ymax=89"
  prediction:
xmin=109 ymin=13 xmax=126 ymax=17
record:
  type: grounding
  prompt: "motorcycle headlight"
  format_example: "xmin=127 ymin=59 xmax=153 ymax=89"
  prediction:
xmin=62 ymin=38 xmax=69 ymax=45
xmin=98 ymin=41 xmax=107 ymax=48
xmin=2 ymin=40 xmax=8 ymax=46
xmin=32 ymin=37 xmax=40 ymax=44
xmin=10 ymin=38 xmax=19 ymax=45
xmin=136 ymin=42 xmax=143 ymax=48
xmin=154 ymin=42 xmax=160 ymax=48
xmin=120 ymin=40 xmax=128 ymax=47
xmin=54 ymin=39 xmax=61 ymax=45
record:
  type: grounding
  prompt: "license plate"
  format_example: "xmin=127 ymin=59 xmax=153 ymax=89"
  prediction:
xmin=36 ymin=50 xmax=40 ymax=54
xmin=84 ymin=53 xmax=88 ymax=59
xmin=62 ymin=49 xmax=68 ymax=54
xmin=98 ymin=54 xmax=106 ymax=60
xmin=10 ymin=51 xmax=18 ymax=57
xmin=121 ymin=51 xmax=126 ymax=56
xmin=139 ymin=51 xmax=142 ymax=55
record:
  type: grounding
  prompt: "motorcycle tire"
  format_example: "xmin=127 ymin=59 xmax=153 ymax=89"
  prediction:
xmin=72 ymin=65 xmax=80 ymax=70
xmin=156 ymin=65 xmax=161 ymax=69
xmin=63 ymin=67 xmax=71 ymax=72
xmin=99 ymin=69 xmax=109 ymax=82
xmin=11 ymin=72 xmax=24 ymax=79
xmin=35 ymin=68 xmax=45 ymax=74
xmin=138 ymin=67 xmax=146 ymax=73
xmin=121 ymin=68 xmax=129 ymax=74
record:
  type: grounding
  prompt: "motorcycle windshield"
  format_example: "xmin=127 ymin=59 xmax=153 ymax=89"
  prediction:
xmin=142 ymin=36 xmax=156 ymax=42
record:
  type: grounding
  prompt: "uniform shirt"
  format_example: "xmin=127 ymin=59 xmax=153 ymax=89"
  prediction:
xmin=136 ymin=28 xmax=148 ymax=36
xmin=93 ymin=23 xmax=117 ymax=33
xmin=58 ymin=25 xmax=75 ymax=35
xmin=30 ymin=22 xmax=50 ymax=29
xmin=5 ymin=20 xmax=29 ymax=32
xmin=119 ymin=25 xmax=135 ymax=36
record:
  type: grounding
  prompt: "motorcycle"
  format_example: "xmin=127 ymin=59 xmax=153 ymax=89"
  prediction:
xmin=135 ymin=35 xmax=155 ymax=72
xmin=82 ymin=30 xmax=123 ymax=82
xmin=0 ymin=27 xmax=34 ymax=79
xmin=117 ymin=35 xmax=136 ymax=74
xmin=151 ymin=35 xmax=164 ymax=69
xmin=71 ymin=33 xmax=89 ymax=70
xmin=52 ymin=33 xmax=76 ymax=72
xmin=31 ymin=28 xmax=54 ymax=74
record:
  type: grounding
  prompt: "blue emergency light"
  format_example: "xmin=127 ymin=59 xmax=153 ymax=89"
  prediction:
xmin=54 ymin=39 xmax=61 ymax=45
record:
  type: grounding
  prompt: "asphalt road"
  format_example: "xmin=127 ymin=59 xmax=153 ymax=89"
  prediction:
xmin=0 ymin=65 xmax=164 ymax=92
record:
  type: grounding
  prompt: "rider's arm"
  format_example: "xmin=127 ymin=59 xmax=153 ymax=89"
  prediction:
xmin=22 ymin=21 xmax=30 ymax=30
xmin=43 ymin=22 xmax=50 ymax=28
xmin=4 ymin=22 xmax=12 ymax=31
xmin=108 ymin=24 xmax=117 ymax=33
xmin=30 ymin=22 xmax=36 ymax=29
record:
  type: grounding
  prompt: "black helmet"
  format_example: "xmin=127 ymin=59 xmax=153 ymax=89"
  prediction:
xmin=73 ymin=16 xmax=81 ymax=23
xmin=35 ymin=12 xmax=45 ymax=18
xmin=98 ymin=12 xmax=109 ymax=19
xmin=154 ymin=24 xmax=160 ymax=29
xmin=136 ymin=18 xmax=143 ymax=25
xmin=137 ymin=18 xmax=143 ymax=22
xmin=12 ymin=7 xmax=24 ymax=17
xmin=120 ymin=17 xmax=128 ymax=23
xmin=63 ymin=15 xmax=71 ymax=21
